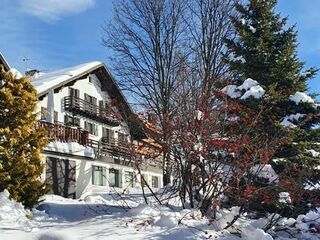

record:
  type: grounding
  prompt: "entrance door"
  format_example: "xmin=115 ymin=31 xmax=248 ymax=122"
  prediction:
xmin=46 ymin=157 xmax=76 ymax=198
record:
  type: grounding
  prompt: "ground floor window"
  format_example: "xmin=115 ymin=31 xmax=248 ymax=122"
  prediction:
xmin=92 ymin=166 xmax=106 ymax=186
xmin=141 ymin=174 xmax=147 ymax=187
xmin=152 ymin=176 xmax=159 ymax=188
xmin=125 ymin=171 xmax=134 ymax=187
xmin=45 ymin=157 xmax=76 ymax=198
xmin=109 ymin=168 xmax=120 ymax=187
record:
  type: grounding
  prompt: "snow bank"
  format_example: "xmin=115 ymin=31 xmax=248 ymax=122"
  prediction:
xmin=154 ymin=214 xmax=176 ymax=228
xmin=0 ymin=190 xmax=34 ymax=231
xmin=37 ymin=232 xmax=76 ymax=240
xmin=289 ymin=92 xmax=314 ymax=105
xmin=242 ymin=225 xmax=273 ymax=240
xmin=215 ymin=206 xmax=241 ymax=230
xmin=129 ymin=204 xmax=160 ymax=217
xmin=0 ymin=190 xmax=319 ymax=240
xmin=46 ymin=141 xmax=95 ymax=158
xmin=0 ymin=190 xmax=29 ymax=222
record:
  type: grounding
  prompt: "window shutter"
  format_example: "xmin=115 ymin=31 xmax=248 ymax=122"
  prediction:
xmin=95 ymin=125 xmax=98 ymax=136
xmin=110 ymin=130 xmax=114 ymax=143
xmin=54 ymin=111 xmax=58 ymax=123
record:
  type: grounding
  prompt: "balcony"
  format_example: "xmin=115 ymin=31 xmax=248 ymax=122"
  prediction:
xmin=63 ymin=96 xmax=120 ymax=126
xmin=88 ymin=139 xmax=132 ymax=159
xmin=38 ymin=121 xmax=162 ymax=170
xmin=38 ymin=121 xmax=89 ymax=146
xmin=88 ymin=139 xmax=162 ymax=170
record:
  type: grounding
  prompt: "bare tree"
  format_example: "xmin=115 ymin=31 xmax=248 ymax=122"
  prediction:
xmin=102 ymin=0 xmax=237 ymax=186
xmin=102 ymin=0 xmax=187 ymax=185
xmin=186 ymin=0 xmax=237 ymax=96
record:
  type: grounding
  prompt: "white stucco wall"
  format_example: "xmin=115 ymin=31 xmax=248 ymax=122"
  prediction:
xmin=42 ymin=153 xmax=163 ymax=199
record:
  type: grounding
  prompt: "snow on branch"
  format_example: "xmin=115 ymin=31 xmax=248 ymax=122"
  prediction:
xmin=289 ymin=92 xmax=314 ymax=105
xmin=222 ymin=78 xmax=265 ymax=100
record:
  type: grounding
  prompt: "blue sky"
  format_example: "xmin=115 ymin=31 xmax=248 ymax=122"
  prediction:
xmin=1 ymin=0 xmax=320 ymax=94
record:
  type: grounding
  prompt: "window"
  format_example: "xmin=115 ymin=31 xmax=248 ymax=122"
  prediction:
xmin=84 ymin=121 xmax=98 ymax=135
xmin=84 ymin=93 xmax=97 ymax=105
xmin=84 ymin=94 xmax=97 ymax=113
xmin=41 ymin=107 xmax=47 ymax=120
xmin=118 ymin=132 xmax=127 ymax=143
xmin=54 ymin=111 xmax=58 ymax=123
xmin=152 ymin=176 xmax=159 ymax=188
xmin=102 ymin=128 xmax=114 ymax=143
xmin=125 ymin=171 xmax=134 ymax=187
xmin=64 ymin=115 xmax=80 ymax=127
xmin=109 ymin=168 xmax=120 ymax=187
xmin=88 ymin=76 xmax=92 ymax=83
xmin=98 ymin=100 xmax=107 ymax=116
xmin=69 ymin=88 xmax=79 ymax=97
xmin=92 ymin=166 xmax=106 ymax=186
xmin=45 ymin=157 xmax=76 ymax=198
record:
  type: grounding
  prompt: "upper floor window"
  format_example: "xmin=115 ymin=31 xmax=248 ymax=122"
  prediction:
xmin=118 ymin=132 xmax=127 ymax=143
xmin=102 ymin=127 xmax=114 ymax=143
xmin=64 ymin=115 xmax=80 ymax=127
xmin=41 ymin=107 xmax=47 ymax=120
xmin=41 ymin=107 xmax=58 ymax=122
xmin=84 ymin=121 xmax=98 ymax=135
xmin=69 ymin=87 xmax=79 ymax=98
xmin=84 ymin=93 xmax=97 ymax=105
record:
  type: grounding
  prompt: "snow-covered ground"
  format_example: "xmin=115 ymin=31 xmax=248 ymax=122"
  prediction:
xmin=0 ymin=189 xmax=319 ymax=240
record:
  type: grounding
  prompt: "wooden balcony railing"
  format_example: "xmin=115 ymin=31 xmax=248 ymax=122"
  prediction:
xmin=38 ymin=121 xmax=162 ymax=169
xmin=63 ymin=96 xmax=119 ymax=126
xmin=88 ymin=139 xmax=162 ymax=170
xmin=88 ymin=139 xmax=132 ymax=159
xmin=38 ymin=121 xmax=89 ymax=146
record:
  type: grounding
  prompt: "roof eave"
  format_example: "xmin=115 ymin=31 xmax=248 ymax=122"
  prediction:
xmin=0 ymin=53 xmax=11 ymax=71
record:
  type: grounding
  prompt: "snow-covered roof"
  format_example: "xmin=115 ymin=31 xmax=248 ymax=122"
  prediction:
xmin=31 ymin=61 xmax=103 ymax=96
xmin=0 ymin=52 xmax=11 ymax=71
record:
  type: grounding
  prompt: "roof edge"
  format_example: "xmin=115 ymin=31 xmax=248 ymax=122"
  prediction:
xmin=0 ymin=52 xmax=11 ymax=71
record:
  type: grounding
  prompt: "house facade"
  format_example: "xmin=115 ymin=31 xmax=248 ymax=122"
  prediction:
xmin=14 ymin=60 xmax=162 ymax=198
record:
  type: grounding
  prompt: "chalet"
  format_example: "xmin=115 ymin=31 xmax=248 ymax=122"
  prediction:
xmin=1 ymin=54 xmax=163 ymax=198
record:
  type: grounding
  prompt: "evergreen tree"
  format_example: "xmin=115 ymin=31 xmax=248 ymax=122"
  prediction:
xmin=0 ymin=66 xmax=49 ymax=208
xmin=224 ymin=0 xmax=320 ymax=216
